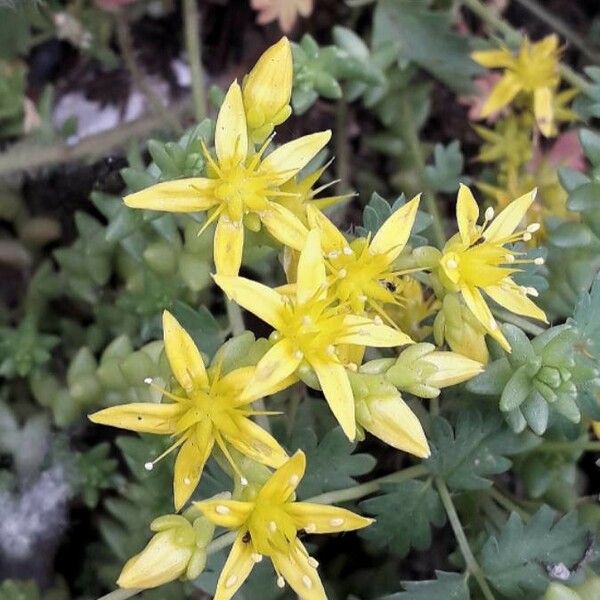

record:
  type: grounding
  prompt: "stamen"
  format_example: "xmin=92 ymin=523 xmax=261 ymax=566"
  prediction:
xmin=293 ymin=350 xmax=304 ymax=360
xmin=373 ymin=316 xmax=383 ymax=325
xmin=252 ymin=553 xmax=263 ymax=563
xmin=143 ymin=379 xmax=187 ymax=403
xmin=357 ymin=294 xmax=367 ymax=302
xmin=527 ymin=223 xmax=541 ymax=233
xmin=326 ymin=345 xmax=336 ymax=356
xmin=489 ymin=318 xmax=498 ymax=330
xmin=330 ymin=518 xmax=344 ymax=527
xmin=328 ymin=250 xmax=339 ymax=259
xmin=144 ymin=377 xmax=153 ymax=384
xmin=484 ymin=207 xmax=494 ymax=221
xmin=446 ymin=259 xmax=458 ymax=269
xmin=343 ymin=246 xmax=353 ymax=255
xmin=505 ymin=254 xmax=515 ymax=263
xmin=523 ymin=232 xmax=532 ymax=241
xmin=338 ymin=268 xmax=347 ymax=278
xmin=276 ymin=576 xmax=285 ymax=588
xmin=289 ymin=474 xmax=300 ymax=486
xmin=143 ymin=434 xmax=189 ymax=470
xmin=144 ymin=462 xmax=154 ymax=471
xmin=534 ymin=257 xmax=545 ymax=265
xmin=240 ymin=477 xmax=249 ymax=486
xmin=308 ymin=557 xmax=319 ymax=568
xmin=302 ymin=316 xmax=312 ymax=326
xmin=346 ymin=362 xmax=358 ymax=372
xmin=305 ymin=523 xmax=317 ymax=533
xmin=268 ymin=521 xmax=277 ymax=533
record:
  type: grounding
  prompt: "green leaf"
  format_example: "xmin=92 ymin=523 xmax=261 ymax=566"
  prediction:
xmin=569 ymin=274 xmax=600 ymax=359
xmin=289 ymin=426 xmax=376 ymax=497
xmin=360 ymin=480 xmax=446 ymax=557
xmin=479 ymin=506 xmax=590 ymax=598
xmin=424 ymin=141 xmax=466 ymax=193
xmin=381 ymin=571 xmax=470 ymax=600
xmin=425 ymin=410 xmax=537 ymax=490
xmin=170 ymin=301 xmax=223 ymax=358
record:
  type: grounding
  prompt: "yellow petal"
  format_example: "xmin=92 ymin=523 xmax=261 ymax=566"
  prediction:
xmin=422 ymin=351 xmax=484 ymax=387
xmin=285 ymin=502 xmax=373 ymax=533
xmin=242 ymin=339 xmax=303 ymax=401
xmin=483 ymin=189 xmax=536 ymax=243
xmin=369 ymin=194 xmax=421 ymax=260
xmin=338 ymin=315 xmax=414 ymax=347
xmin=174 ymin=421 xmax=214 ymax=510
xmin=355 ymin=394 xmax=430 ymax=457
xmin=485 ymin=282 xmax=548 ymax=323
xmin=311 ymin=359 xmax=356 ymax=440
xmin=461 ymin=285 xmax=510 ymax=351
xmin=593 ymin=422 xmax=600 ymax=439
xmin=163 ymin=310 xmax=208 ymax=392
xmin=306 ymin=204 xmax=348 ymax=253
xmin=261 ymin=201 xmax=309 ymax=251
xmin=124 ymin=178 xmax=216 ymax=212
xmin=257 ymin=450 xmax=306 ymax=504
xmin=213 ymin=274 xmax=286 ymax=330
xmin=194 ymin=499 xmax=254 ymax=528
xmin=213 ymin=534 xmax=256 ymax=600
xmin=534 ymin=86 xmax=555 ymax=137
xmin=88 ymin=402 xmax=182 ymax=434
xmin=214 ymin=366 xmax=256 ymax=398
xmin=216 ymin=81 xmax=248 ymax=169
xmin=296 ymin=229 xmax=326 ymax=304
xmin=456 ymin=184 xmax=480 ymax=246
xmin=480 ymin=73 xmax=521 ymax=118
xmin=214 ymin=216 xmax=245 ymax=276
xmin=471 ymin=48 xmax=515 ymax=68
xmin=271 ymin=541 xmax=326 ymax=600
xmin=259 ymin=131 xmax=332 ymax=186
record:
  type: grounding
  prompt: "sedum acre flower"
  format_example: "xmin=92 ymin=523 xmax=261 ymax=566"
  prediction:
xmin=124 ymin=78 xmax=331 ymax=276
xmin=89 ymin=311 xmax=289 ymax=510
xmin=242 ymin=37 xmax=293 ymax=143
xmin=195 ymin=451 xmax=372 ymax=600
xmin=472 ymin=35 xmax=562 ymax=137
xmin=215 ymin=229 xmax=414 ymax=440
xmin=436 ymin=185 xmax=547 ymax=352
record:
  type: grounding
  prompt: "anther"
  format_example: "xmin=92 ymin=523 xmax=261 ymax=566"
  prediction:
xmin=226 ymin=575 xmax=238 ymax=588
xmin=269 ymin=521 xmax=277 ymax=532
xmin=276 ymin=576 xmax=285 ymax=588
xmin=505 ymin=254 xmax=515 ymax=263
xmin=293 ymin=350 xmax=304 ymax=360
xmin=302 ymin=575 xmax=313 ymax=588
xmin=523 ymin=232 xmax=532 ymax=241
xmin=373 ymin=316 xmax=383 ymax=325
xmin=216 ymin=505 xmax=230 ymax=515
xmin=485 ymin=207 xmax=494 ymax=221
xmin=252 ymin=553 xmax=263 ymax=563
xmin=308 ymin=557 xmax=319 ymax=568
xmin=328 ymin=251 xmax=339 ymax=259
xmin=144 ymin=377 xmax=153 ymax=384
xmin=305 ymin=523 xmax=317 ymax=533
xmin=526 ymin=287 xmax=539 ymax=297
xmin=346 ymin=362 xmax=358 ymax=372
xmin=144 ymin=462 xmax=154 ymax=471
xmin=358 ymin=294 xmax=367 ymax=302
xmin=527 ymin=223 xmax=541 ymax=233
xmin=326 ymin=345 xmax=336 ymax=356
xmin=446 ymin=259 xmax=458 ymax=269
xmin=489 ymin=318 xmax=498 ymax=330
xmin=290 ymin=474 xmax=300 ymax=486
xmin=343 ymin=246 xmax=353 ymax=255
xmin=338 ymin=268 xmax=347 ymax=278
xmin=330 ymin=518 xmax=344 ymax=527
xmin=534 ymin=257 xmax=545 ymax=265
xmin=302 ymin=316 xmax=312 ymax=326
xmin=240 ymin=477 xmax=249 ymax=486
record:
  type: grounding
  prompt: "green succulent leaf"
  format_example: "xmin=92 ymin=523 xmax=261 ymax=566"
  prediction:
xmin=381 ymin=571 xmax=470 ymax=600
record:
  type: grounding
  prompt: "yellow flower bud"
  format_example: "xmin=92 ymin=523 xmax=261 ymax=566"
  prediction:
xmin=242 ymin=37 xmax=293 ymax=143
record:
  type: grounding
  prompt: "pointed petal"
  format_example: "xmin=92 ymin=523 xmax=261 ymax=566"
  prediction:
xmin=485 ymin=282 xmax=548 ymax=323
xmin=422 ymin=352 xmax=484 ymax=387
xmin=259 ymin=131 xmax=332 ymax=185
xmin=271 ymin=541 xmax=326 ymax=600
xmin=212 ymin=534 xmax=256 ymax=600
xmin=215 ymin=81 xmax=248 ymax=168
xmin=124 ymin=178 xmax=216 ymax=212
xmin=480 ymin=73 xmax=521 ymax=117
xmin=534 ymin=86 xmax=554 ymax=137
xmin=484 ymin=189 xmax=536 ymax=242
xmin=285 ymin=502 xmax=373 ymax=533
xmin=306 ymin=204 xmax=348 ymax=253
xmin=338 ymin=315 xmax=414 ymax=347
xmin=174 ymin=421 xmax=214 ymax=510
xmin=369 ymin=194 xmax=421 ymax=260
xmin=88 ymin=402 xmax=182 ymax=434
xmin=214 ymin=366 xmax=256 ymax=397
xmin=311 ymin=359 xmax=356 ymax=440
xmin=261 ymin=201 xmax=308 ymax=251
xmin=257 ymin=450 xmax=306 ymax=504
xmin=163 ymin=310 xmax=208 ymax=392
xmin=355 ymin=394 xmax=430 ymax=457
xmin=194 ymin=499 xmax=254 ymax=528
xmin=456 ymin=184 xmax=480 ymax=246
xmin=242 ymin=339 xmax=302 ymax=401
xmin=296 ymin=229 xmax=326 ymax=304
xmin=213 ymin=275 xmax=286 ymax=330
xmin=214 ymin=216 xmax=245 ymax=276
xmin=471 ymin=48 xmax=515 ymax=68
xmin=461 ymin=285 xmax=510 ymax=351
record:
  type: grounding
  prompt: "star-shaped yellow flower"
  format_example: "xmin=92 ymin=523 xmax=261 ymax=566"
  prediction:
xmin=124 ymin=80 xmax=331 ymax=275
xmin=472 ymin=35 xmax=562 ymax=137
xmin=436 ymin=185 xmax=547 ymax=351
xmin=195 ymin=451 xmax=372 ymax=600
xmin=89 ymin=311 xmax=290 ymax=510
xmin=215 ymin=229 xmax=414 ymax=440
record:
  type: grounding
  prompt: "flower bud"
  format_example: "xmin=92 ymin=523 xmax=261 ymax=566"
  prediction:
xmin=242 ymin=38 xmax=293 ymax=143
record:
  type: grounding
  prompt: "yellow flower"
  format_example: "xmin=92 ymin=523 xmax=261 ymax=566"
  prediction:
xmin=242 ymin=37 xmax=293 ymax=144
xmin=214 ymin=229 xmax=414 ymax=440
xmin=124 ymin=80 xmax=331 ymax=275
xmin=89 ymin=311 xmax=289 ymax=510
xmin=472 ymin=35 xmax=561 ymax=137
xmin=306 ymin=196 xmax=422 ymax=318
xmin=436 ymin=185 xmax=547 ymax=352
xmin=195 ymin=451 xmax=372 ymax=600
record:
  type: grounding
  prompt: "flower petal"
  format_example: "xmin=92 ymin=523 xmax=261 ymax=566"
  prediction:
xmin=471 ymin=48 xmax=515 ymax=68
xmin=194 ymin=499 xmax=254 ymax=528
xmin=285 ymin=502 xmax=373 ymax=533
xmin=369 ymin=194 xmax=421 ymax=260
xmin=261 ymin=201 xmax=308 ymax=251
xmin=271 ymin=541 xmax=326 ymax=600
xmin=338 ymin=315 xmax=414 ymax=347
xmin=480 ymin=73 xmax=521 ymax=118
xmin=461 ymin=285 xmax=510 ymax=351
xmin=422 ymin=352 xmax=484 ymax=387
xmin=306 ymin=204 xmax=348 ymax=253
xmin=214 ymin=216 xmax=245 ymax=276
xmin=174 ymin=420 xmax=214 ymax=510
xmin=259 ymin=131 xmax=332 ymax=186
xmin=485 ymin=282 xmax=548 ymax=323
xmin=456 ymin=184 xmax=480 ymax=246
xmin=124 ymin=178 xmax=216 ymax=212
xmin=355 ymin=394 xmax=430 ymax=457
xmin=483 ymin=189 xmax=536 ymax=243
xmin=88 ymin=402 xmax=182 ymax=434
xmin=213 ymin=275 xmax=286 ymax=330
xmin=296 ymin=229 xmax=326 ymax=304
xmin=163 ymin=310 xmax=208 ymax=392
xmin=311 ymin=359 xmax=356 ymax=440
xmin=257 ymin=450 xmax=306 ymax=504
xmin=215 ymin=81 xmax=248 ymax=168
xmin=534 ymin=86 xmax=554 ymax=137
xmin=212 ymin=534 xmax=256 ymax=600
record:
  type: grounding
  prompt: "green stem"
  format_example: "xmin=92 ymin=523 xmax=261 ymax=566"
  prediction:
xmin=183 ymin=0 xmax=207 ymax=122
xmin=492 ymin=308 xmax=545 ymax=336
xmin=487 ymin=486 xmax=530 ymax=522
xmin=400 ymin=97 xmax=446 ymax=249
xmin=436 ymin=478 xmax=496 ymax=600
xmin=513 ymin=0 xmax=600 ymax=65
xmin=460 ymin=0 xmax=591 ymax=93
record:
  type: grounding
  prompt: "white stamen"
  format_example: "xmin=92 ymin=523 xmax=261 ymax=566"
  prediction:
xmin=305 ymin=523 xmax=317 ymax=533
xmin=446 ymin=259 xmax=458 ymax=269
xmin=144 ymin=462 xmax=154 ymax=471
xmin=269 ymin=521 xmax=277 ymax=532
xmin=144 ymin=377 xmax=153 ymax=384
xmin=184 ymin=477 xmax=191 ymax=485
xmin=302 ymin=316 xmax=312 ymax=326
xmin=527 ymin=223 xmax=541 ymax=233
xmin=326 ymin=345 xmax=336 ymax=356
xmin=302 ymin=575 xmax=313 ymax=588
xmin=252 ymin=553 xmax=263 ymax=563
xmin=505 ymin=254 xmax=515 ymax=263
xmin=330 ymin=518 xmax=344 ymax=527
xmin=523 ymin=232 xmax=532 ymax=241
xmin=240 ymin=477 xmax=249 ymax=486
xmin=290 ymin=474 xmax=300 ymax=486
xmin=534 ymin=257 xmax=545 ymax=265
xmin=489 ymin=318 xmax=498 ymax=330
xmin=485 ymin=207 xmax=494 ymax=221
xmin=527 ymin=287 xmax=539 ymax=297
xmin=328 ymin=250 xmax=339 ymax=259
xmin=346 ymin=362 xmax=358 ymax=372
xmin=216 ymin=505 xmax=230 ymax=515
xmin=358 ymin=294 xmax=368 ymax=302
xmin=308 ymin=557 xmax=319 ymax=568
xmin=277 ymin=576 xmax=285 ymax=588
xmin=226 ymin=575 xmax=238 ymax=588
xmin=293 ymin=350 xmax=304 ymax=360
xmin=338 ymin=268 xmax=347 ymax=278
xmin=373 ymin=316 xmax=383 ymax=325
xmin=343 ymin=246 xmax=353 ymax=255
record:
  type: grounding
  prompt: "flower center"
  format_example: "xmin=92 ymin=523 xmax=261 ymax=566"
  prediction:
xmin=247 ymin=502 xmax=297 ymax=556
